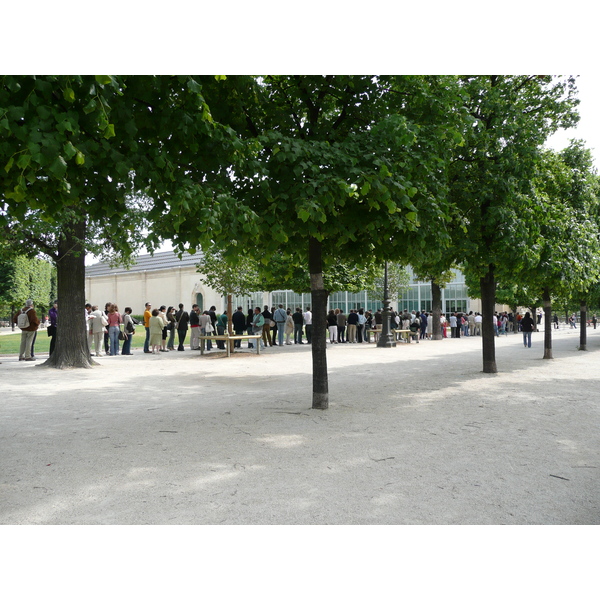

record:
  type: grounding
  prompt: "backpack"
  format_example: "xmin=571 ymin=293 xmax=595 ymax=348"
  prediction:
xmin=17 ymin=309 xmax=31 ymax=329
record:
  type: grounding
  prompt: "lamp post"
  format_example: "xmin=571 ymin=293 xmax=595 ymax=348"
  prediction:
xmin=377 ymin=261 xmax=396 ymax=348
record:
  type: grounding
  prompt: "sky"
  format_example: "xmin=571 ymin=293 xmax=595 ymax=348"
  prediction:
xmin=546 ymin=75 xmax=600 ymax=166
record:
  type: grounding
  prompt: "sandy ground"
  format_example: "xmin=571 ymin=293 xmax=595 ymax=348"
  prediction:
xmin=1 ymin=325 xmax=599 ymax=525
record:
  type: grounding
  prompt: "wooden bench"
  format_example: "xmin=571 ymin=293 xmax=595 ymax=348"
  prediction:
xmin=199 ymin=334 xmax=262 ymax=357
xmin=365 ymin=326 xmax=382 ymax=342
xmin=395 ymin=329 xmax=418 ymax=343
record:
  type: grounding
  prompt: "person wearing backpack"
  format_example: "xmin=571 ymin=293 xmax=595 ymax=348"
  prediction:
xmin=13 ymin=299 xmax=40 ymax=361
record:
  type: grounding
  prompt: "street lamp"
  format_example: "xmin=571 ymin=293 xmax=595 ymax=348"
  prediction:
xmin=377 ymin=260 xmax=396 ymax=348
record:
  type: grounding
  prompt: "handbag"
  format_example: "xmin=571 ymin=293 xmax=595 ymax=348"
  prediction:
xmin=118 ymin=330 xmax=127 ymax=341
xmin=205 ymin=320 xmax=214 ymax=333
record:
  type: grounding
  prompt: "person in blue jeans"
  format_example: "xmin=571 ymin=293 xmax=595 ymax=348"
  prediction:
xmin=273 ymin=304 xmax=287 ymax=346
xmin=520 ymin=311 xmax=535 ymax=348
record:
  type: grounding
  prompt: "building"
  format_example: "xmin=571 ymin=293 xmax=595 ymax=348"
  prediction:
xmin=85 ymin=251 xmax=480 ymax=316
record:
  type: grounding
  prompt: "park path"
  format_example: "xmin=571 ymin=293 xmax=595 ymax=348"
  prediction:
xmin=1 ymin=325 xmax=598 ymax=524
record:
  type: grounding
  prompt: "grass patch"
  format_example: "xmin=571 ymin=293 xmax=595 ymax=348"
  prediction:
xmin=0 ymin=330 xmax=149 ymax=355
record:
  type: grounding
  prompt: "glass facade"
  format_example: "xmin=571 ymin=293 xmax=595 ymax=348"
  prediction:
xmin=226 ymin=268 xmax=470 ymax=316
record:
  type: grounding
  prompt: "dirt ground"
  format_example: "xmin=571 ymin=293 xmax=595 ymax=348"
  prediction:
xmin=1 ymin=324 xmax=599 ymax=525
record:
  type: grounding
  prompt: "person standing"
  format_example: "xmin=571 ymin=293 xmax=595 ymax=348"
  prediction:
xmin=304 ymin=307 xmax=313 ymax=344
xmin=48 ymin=300 xmax=58 ymax=356
xmin=261 ymin=306 xmax=273 ymax=347
xmin=122 ymin=307 xmax=135 ymax=355
xmin=166 ymin=306 xmax=177 ymax=350
xmin=337 ymin=309 xmax=347 ymax=343
xmin=232 ymin=306 xmax=247 ymax=348
xmin=199 ymin=310 xmax=213 ymax=351
xmin=252 ymin=307 xmax=266 ymax=349
xmin=292 ymin=307 xmax=304 ymax=344
xmin=89 ymin=305 xmax=107 ymax=356
xmin=143 ymin=302 xmax=152 ymax=354
xmin=189 ymin=304 xmax=201 ymax=350
xmin=216 ymin=310 xmax=227 ymax=350
xmin=449 ymin=313 xmax=457 ymax=338
xmin=158 ymin=305 xmax=169 ymax=352
xmin=327 ymin=309 xmax=338 ymax=343
xmin=347 ymin=309 xmax=358 ymax=343
xmin=273 ymin=304 xmax=287 ymax=347
xmin=149 ymin=308 xmax=165 ymax=354
xmin=107 ymin=303 xmax=123 ymax=356
xmin=14 ymin=299 xmax=40 ymax=361
xmin=246 ymin=309 xmax=255 ymax=349
xmin=285 ymin=308 xmax=294 ymax=345
xmin=521 ymin=311 xmax=535 ymax=348
xmin=175 ymin=303 xmax=189 ymax=351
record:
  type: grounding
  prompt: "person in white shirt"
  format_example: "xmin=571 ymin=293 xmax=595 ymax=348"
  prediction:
xmin=303 ymin=307 xmax=312 ymax=344
xmin=474 ymin=313 xmax=482 ymax=336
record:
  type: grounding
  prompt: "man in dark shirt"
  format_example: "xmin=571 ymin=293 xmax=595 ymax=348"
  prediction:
xmin=232 ymin=307 xmax=246 ymax=348
xmin=262 ymin=305 xmax=273 ymax=346
xmin=292 ymin=307 xmax=304 ymax=344
xmin=176 ymin=303 xmax=189 ymax=351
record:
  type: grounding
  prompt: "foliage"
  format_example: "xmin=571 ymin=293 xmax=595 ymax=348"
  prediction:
xmin=0 ymin=254 xmax=54 ymax=314
xmin=0 ymin=75 xmax=225 ymax=367
xmin=367 ymin=262 xmax=410 ymax=304
xmin=448 ymin=75 xmax=580 ymax=371
xmin=196 ymin=250 xmax=261 ymax=298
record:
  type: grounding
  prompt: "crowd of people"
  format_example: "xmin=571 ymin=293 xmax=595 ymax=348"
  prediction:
xmin=8 ymin=298 xmax=597 ymax=362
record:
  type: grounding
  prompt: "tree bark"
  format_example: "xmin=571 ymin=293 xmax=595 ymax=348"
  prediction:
xmin=309 ymin=237 xmax=329 ymax=409
xmin=480 ymin=265 xmax=497 ymax=373
xmin=579 ymin=300 xmax=587 ymax=351
xmin=431 ymin=279 xmax=442 ymax=340
xmin=542 ymin=288 xmax=553 ymax=359
xmin=43 ymin=219 xmax=95 ymax=369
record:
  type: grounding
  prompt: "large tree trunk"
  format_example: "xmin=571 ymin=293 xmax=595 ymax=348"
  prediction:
xmin=542 ymin=288 xmax=552 ymax=359
xmin=43 ymin=219 xmax=95 ymax=369
xmin=480 ymin=265 xmax=497 ymax=373
xmin=431 ymin=279 xmax=442 ymax=340
xmin=309 ymin=237 xmax=329 ymax=409
xmin=579 ymin=300 xmax=587 ymax=351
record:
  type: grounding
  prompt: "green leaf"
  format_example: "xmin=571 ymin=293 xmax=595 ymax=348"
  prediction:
xmin=63 ymin=87 xmax=75 ymax=102
xmin=49 ymin=155 xmax=68 ymax=179
xmin=104 ymin=123 xmax=116 ymax=139
xmin=298 ymin=208 xmax=310 ymax=222
xmin=95 ymin=76 xmax=113 ymax=86
xmin=361 ymin=181 xmax=371 ymax=195
xmin=75 ymin=151 xmax=85 ymax=165
xmin=405 ymin=212 xmax=417 ymax=222
xmin=16 ymin=154 xmax=31 ymax=170
xmin=407 ymin=187 xmax=418 ymax=198
xmin=4 ymin=157 xmax=14 ymax=173
xmin=64 ymin=142 xmax=77 ymax=160
xmin=214 ymin=75 xmax=227 ymax=81
xmin=83 ymin=99 xmax=97 ymax=114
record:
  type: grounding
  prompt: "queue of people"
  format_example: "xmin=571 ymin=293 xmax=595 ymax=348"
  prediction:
xmin=12 ymin=297 xmax=580 ymax=362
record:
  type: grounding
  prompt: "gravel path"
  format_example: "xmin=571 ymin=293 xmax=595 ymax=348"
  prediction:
xmin=1 ymin=325 xmax=598 ymax=525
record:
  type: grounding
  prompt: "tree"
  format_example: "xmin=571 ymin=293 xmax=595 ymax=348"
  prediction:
xmin=152 ymin=76 xmax=465 ymax=408
xmin=523 ymin=143 xmax=600 ymax=356
xmin=0 ymin=254 xmax=54 ymax=321
xmin=448 ymin=76 xmax=580 ymax=373
xmin=367 ymin=262 xmax=410 ymax=309
xmin=1 ymin=75 xmax=224 ymax=368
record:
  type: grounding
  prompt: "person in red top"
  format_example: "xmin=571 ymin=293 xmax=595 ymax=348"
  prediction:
xmin=13 ymin=299 xmax=40 ymax=361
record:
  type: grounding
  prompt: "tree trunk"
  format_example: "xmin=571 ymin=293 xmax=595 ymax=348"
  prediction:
xmin=532 ymin=305 xmax=539 ymax=332
xmin=431 ymin=279 xmax=442 ymax=340
xmin=480 ymin=265 xmax=497 ymax=373
xmin=309 ymin=237 xmax=329 ymax=409
xmin=542 ymin=288 xmax=552 ymax=359
xmin=511 ymin=305 xmax=518 ymax=333
xmin=43 ymin=219 xmax=95 ymax=369
xmin=579 ymin=300 xmax=587 ymax=351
